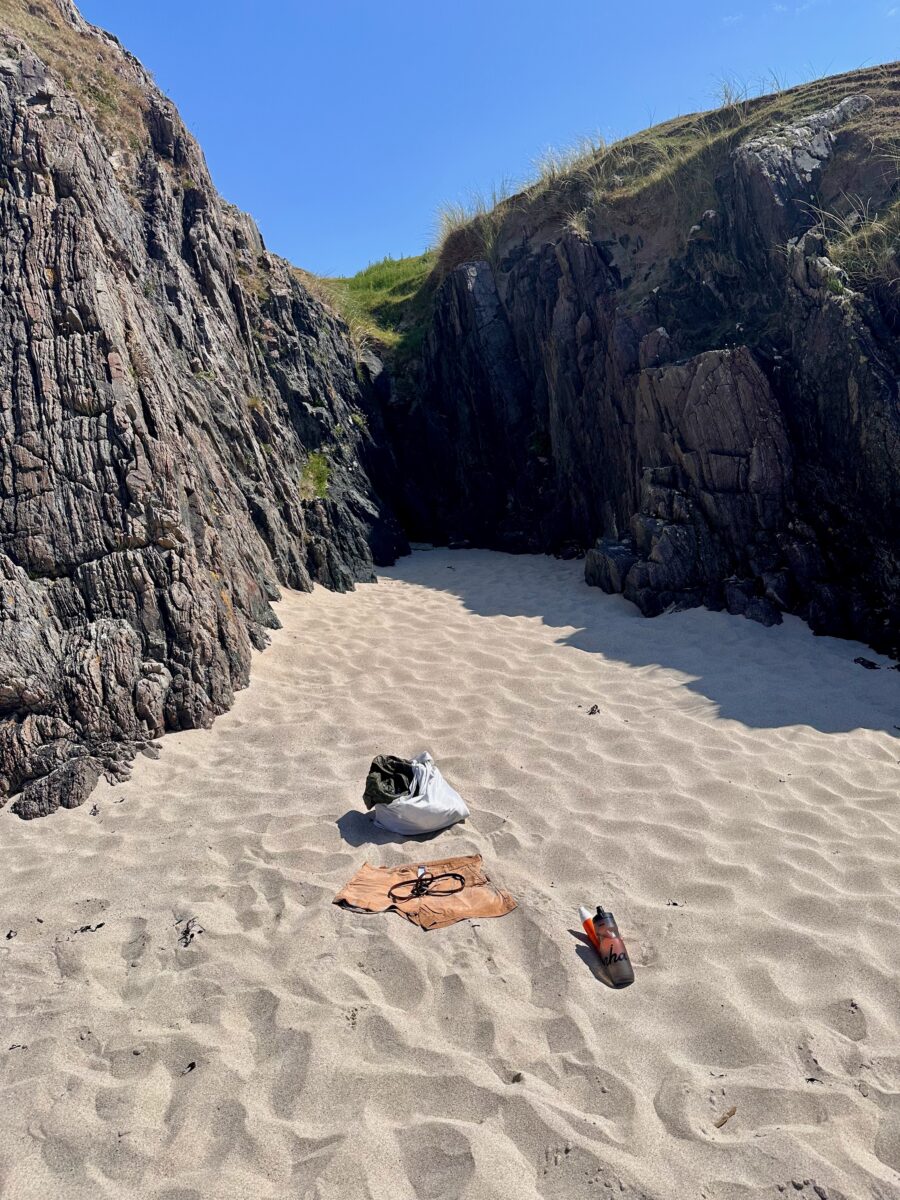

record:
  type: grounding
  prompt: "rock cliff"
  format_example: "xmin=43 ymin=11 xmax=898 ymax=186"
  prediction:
xmin=1 ymin=5 xmax=897 ymax=819
xmin=0 ymin=0 xmax=406 ymax=816
xmin=387 ymin=77 xmax=899 ymax=657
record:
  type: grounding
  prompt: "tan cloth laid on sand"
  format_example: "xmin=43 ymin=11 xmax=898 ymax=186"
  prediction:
xmin=333 ymin=854 xmax=517 ymax=930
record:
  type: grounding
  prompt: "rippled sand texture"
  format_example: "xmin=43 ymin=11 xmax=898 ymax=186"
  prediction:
xmin=3 ymin=549 xmax=900 ymax=1200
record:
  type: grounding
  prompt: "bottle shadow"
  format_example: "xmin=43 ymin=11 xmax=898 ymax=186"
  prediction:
xmin=568 ymin=927 xmax=620 ymax=989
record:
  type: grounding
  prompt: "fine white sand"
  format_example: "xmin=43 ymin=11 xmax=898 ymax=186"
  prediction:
xmin=2 ymin=549 xmax=900 ymax=1200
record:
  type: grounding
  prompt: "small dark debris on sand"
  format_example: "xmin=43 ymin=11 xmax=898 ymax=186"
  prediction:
xmin=74 ymin=922 xmax=105 ymax=934
xmin=5 ymin=929 xmax=16 ymax=940
xmin=713 ymin=1105 xmax=737 ymax=1129
xmin=177 ymin=917 xmax=204 ymax=947
xmin=181 ymin=1061 xmax=197 ymax=1075
xmin=587 ymin=704 xmax=600 ymax=715
xmin=778 ymin=1183 xmax=830 ymax=1198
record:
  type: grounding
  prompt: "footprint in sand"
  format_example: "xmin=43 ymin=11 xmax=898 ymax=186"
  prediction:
xmin=289 ymin=1132 xmax=345 ymax=1195
xmin=435 ymin=971 xmax=496 ymax=1055
xmin=120 ymin=916 xmax=149 ymax=967
xmin=821 ymin=997 xmax=867 ymax=1043
xmin=401 ymin=1123 xmax=476 ymax=1199
xmin=269 ymin=1030 xmax=312 ymax=1120
xmin=874 ymin=1108 xmax=900 ymax=1173
xmin=539 ymin=1142 xmax=643 ymax=1198
xmin=554 ymin=1053 xmax=637 ymax=1141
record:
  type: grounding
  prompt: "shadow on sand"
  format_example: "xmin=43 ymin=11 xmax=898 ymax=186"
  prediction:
xmin=336 ymin=810 xmax=446 ymax=848
xmin=380 ymin=549 xmax=899 ymax=737
xmin=569 ymin=927 xmax=620 ymax=989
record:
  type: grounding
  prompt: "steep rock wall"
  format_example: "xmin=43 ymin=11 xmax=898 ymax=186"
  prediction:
xmin=391 ymin=90 xmax=899 ymax=655
xmin=0 ymin=6 xmax=406 ymax=816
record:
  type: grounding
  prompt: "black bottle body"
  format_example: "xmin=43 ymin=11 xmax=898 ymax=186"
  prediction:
xmin=591 ymin=908 xmax=635 ymax=988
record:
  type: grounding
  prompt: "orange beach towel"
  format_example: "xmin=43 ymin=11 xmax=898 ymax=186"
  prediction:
xmin=332 ymin=854 xmax=517 ymax=930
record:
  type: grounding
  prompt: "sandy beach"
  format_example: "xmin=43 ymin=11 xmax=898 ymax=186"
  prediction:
xmin=2 ymin=549 xmax=899 ymax=1200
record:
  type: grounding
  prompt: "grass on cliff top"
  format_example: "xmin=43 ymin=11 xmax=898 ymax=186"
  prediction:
xmin=432 ymin=62 xmax=900 ymax=276
xmin=304 ymin=63 xmax=900 ymax=363
xmin=298 ymin=252 xmax=436 ymax=363
xmin=0 ymin=0 xmax=149 ymax=153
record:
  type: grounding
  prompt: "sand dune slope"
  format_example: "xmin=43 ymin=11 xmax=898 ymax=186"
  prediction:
xmin=2 ymin=550 xmax=899 ymax=1200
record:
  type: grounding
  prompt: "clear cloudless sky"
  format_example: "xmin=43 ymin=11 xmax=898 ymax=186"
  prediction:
xmin=78 ymin=0 xmax=898 ymax=277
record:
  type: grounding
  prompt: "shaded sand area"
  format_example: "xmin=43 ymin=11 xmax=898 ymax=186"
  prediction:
xmin=2 ymin=550 xmax=900 ymax=1200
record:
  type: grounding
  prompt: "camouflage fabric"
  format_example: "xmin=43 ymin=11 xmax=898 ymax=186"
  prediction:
xmin=363 ymin=755 xmax=416 ymax=809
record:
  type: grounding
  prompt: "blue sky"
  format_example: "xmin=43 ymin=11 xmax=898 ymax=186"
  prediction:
xmin=79 ymin=0 xmax=898 ymax=277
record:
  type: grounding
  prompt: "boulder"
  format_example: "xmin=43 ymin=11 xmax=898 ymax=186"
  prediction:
xmin=584 ymin=540 xmax=638 ymax=593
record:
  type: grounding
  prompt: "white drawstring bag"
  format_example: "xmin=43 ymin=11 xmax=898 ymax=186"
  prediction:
xmin=371 ymin=752 xmax=470 ymax=835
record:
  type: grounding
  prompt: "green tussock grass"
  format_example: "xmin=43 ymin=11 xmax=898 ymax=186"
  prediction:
xmin=297 ymin=252 xmax=436 ymax=365
xmin=837 ymin=207 xmax=900 ymax=291
xmin=807 ymin=185 xmax=900 ymax=294
xmin=299 ymin=451 xmax=329 ymax=500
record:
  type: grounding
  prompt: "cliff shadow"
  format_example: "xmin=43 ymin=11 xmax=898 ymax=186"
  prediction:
xmin=378 ymin=549 xmax=900 ymax=737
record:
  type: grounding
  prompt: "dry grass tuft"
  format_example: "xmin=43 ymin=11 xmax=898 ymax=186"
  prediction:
xmin=429 ymin=62 xmax=900 ymax=275
xmin=807 ymin=191 xmax=900 ymax=291
xmin=0 ymin=0 xmax=150 ymax=154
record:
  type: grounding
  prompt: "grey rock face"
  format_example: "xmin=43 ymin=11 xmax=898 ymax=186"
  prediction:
xmin=390 ymin=93 xmax=898 ymax=652
xmin=0 ymin=16 xmax=406 ymax=815
xmin=11 ymin=756 xmax=103 ymax=820
xmin=616 ymin=348 xmax=791 ymax=616
xmin=732 ymin=95 xmax=874 ymax=269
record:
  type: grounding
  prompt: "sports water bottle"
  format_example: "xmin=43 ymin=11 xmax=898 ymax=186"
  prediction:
xmin=578 ymin=905 xmax=635 ymax=988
